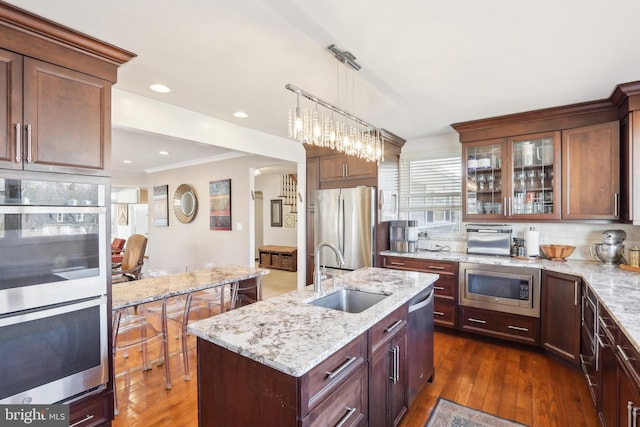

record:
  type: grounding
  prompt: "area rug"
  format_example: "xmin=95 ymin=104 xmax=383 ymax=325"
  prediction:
xmin=425 ymin=397 xmax=529 ymax=427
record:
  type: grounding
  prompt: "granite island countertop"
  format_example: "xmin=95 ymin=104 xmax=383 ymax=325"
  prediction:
xmin=381 ymin=250 xmax=640 ymax=354
xmin=187 ymin=267 xmax=438 ymax=377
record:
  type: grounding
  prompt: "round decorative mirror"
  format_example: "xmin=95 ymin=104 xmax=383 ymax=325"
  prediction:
xmin=173 ymin=184 xmax=198 ymax=223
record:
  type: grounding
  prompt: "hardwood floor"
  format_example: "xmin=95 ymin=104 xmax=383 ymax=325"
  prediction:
xmin=113 ymin=325 xmax=599 ymax=427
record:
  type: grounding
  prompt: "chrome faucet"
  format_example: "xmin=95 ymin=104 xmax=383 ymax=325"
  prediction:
xmin=313 ymin=242 xmax=345 ymax=292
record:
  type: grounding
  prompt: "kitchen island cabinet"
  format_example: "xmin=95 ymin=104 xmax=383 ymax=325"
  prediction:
xmin=541 ymin=270 xmax=581 ymax=364
xmin=188 ymin=267 xmax=437 ymax=427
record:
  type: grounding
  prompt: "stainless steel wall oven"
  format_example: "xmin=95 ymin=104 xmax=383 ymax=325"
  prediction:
xmin=0 ymin=174 xmax=109 ymax=404
xmin=459 ymin=262 xmax=541 ymax=318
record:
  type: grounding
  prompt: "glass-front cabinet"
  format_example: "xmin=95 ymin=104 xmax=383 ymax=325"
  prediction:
xmin=463 ymin=131 xmax=561 ymax=220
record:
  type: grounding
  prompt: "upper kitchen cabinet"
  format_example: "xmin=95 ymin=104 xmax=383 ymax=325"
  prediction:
xmin=562 ymin=121 xmax=619 ymax=220
xmin=612 ymin=81 xmax=640 ymax=225
xmin=463 ymin=132 xmax=562 ymax=221
xmin=0 ymin=4 xmax=135 ymax=176
xmin=453 ymin=98 xmax=620 ymax=222
xmin=319 ymin=152 xmax=377 ymax=186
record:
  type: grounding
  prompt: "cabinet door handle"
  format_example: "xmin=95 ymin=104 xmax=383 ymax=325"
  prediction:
xmin=615 ymin=193 xmax=619 ymax=218
xmin=335 ymin=407 xmax=357 ymax=427
xmin=389 ymin=261 xmax=405 ymax=266
xmin=633 ymin=406 xmax=639 ymax=427
xmin=467 ymin=317 xmax=486 ymax=324
xmin=389 ymin=345 xmax=400 ymax=384
xmin=326 ymin=356 xmax=357 ymax=379
xmin=70 ymin=414 xmax=95 ymax=427
xmin=15 ymin=123 xmax=21 ymax=162
xmin=427 ymin=265 xmax=445 ymax=270
xmin=574 ymin=281 xmax=579 ymax=306
xmin=507 ymin=325 xmax=529 ymax=332
xmin=384 ymin=319 xmax=404 ymax=334
xmin=434 ymin=311 xmax=445 ymax=316
xmin=26 ymin=124 xmax=32 ymax=163
xmin=504 ymin=197 xmax=508 ymax=216
xmin=434 ymin=286 xmax=445 ymax=291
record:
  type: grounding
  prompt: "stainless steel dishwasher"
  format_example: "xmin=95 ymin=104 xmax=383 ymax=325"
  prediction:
xmin=407 ymin=286 xmax=435 ymax=405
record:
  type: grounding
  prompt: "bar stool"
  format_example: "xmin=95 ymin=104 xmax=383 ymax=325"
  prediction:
xmin=230 ymin=274 xmax=263 ymax=309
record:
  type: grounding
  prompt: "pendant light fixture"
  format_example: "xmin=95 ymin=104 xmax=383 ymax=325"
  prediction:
xmin=286 ymin=45 xmax=384 ymax=163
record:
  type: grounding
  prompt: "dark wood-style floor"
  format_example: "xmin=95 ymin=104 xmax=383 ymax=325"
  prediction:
xmin=112 ymin=323 xmax=599 ymax=427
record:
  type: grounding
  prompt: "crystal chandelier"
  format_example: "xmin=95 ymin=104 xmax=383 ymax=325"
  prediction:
xmin=286 ymin=45 xmax=384 ymax=163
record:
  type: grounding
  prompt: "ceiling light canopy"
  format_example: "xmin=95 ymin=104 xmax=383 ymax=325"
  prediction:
xmin=286 ymin=45 xmax=383 ymax=163
xmin=150 ymin=83 xmax=171 ymax=93
xmin=159 ymin=150 xmax=169 ymax=156
xmin=233 ymin=111 xmax=249 ymax=118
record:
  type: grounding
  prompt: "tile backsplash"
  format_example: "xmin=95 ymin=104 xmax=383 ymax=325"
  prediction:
xmin=421 ymin=223 xmax=640 ymax=261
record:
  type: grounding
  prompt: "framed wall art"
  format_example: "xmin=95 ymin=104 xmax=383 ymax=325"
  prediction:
xmin=152 ymin=184 xmax=169 ymax=227
xmin=117 ymin=203 xmax=128 ymax=226
xmin=270 ymin=199 xmax=282 ymax=227
xmin=209 ymin=179 xmax=231 ymax=230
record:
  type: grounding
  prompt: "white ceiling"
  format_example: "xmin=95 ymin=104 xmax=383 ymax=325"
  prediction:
xmin=7 ymin=0 xmax=640 ymax=184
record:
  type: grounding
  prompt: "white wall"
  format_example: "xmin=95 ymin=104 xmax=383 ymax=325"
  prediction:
xmin=112 ymin=90 xmax=307 ymax=285
xmin=403 ymin=133 xmax=640 ymax=261
xmin=255 ymin=174 xmax=297 ymax=247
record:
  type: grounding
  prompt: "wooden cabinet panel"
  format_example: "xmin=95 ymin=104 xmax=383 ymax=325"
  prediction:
xmin=23 ymin=58 xmax=110 ymax=176
xmin=459 ymin=306 xmax=540 ymax=345
xmin=562 ymin=121 xmax=620 ymax=220
xmin=306 ymin=157 xmax=319 ymax=285
xmin=369 ymin=307 xmax=408 ymax=427
xmin=300 ymin=334 xmax=367 ymax=414
xmin=0 ymin=48 xmax=22 ymax=169
xmin=598 ymin=303 xmax=617 ymax=426
xmin=302 ymin=365 xmax=367 ymax=427
xmin=319 ymin=154 xmax=377 ymax=183
xmin=69 ymin=390 xmax=112 ymax=427
xmin=433 ymin=300 xmax=456 ymax=328
xmin=382 ymin=256 xmax=458 ymax=329
xmin=541 ymin=271 xmax=581 ymax=364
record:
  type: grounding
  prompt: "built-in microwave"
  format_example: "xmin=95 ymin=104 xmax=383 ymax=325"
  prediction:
xmin=459 ymin=262 xmax=541 ymax=318
xmin=0 ymin=296 xmax=109 ymax=404
xmin=0 ymin=174 xmax=107 ymax=315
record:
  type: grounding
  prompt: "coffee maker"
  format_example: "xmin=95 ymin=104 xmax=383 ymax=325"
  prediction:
xmin=389 ymin=220 xmax=419 ymax=253
xmin=590 ymin=229 xmax=626 ymax=265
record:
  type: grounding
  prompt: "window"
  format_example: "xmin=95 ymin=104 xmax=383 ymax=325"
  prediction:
xmin=399 ymin=154 xmax=462 ymax=233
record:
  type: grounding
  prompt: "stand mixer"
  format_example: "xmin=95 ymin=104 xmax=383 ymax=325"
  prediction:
xmin=590 ymin=229 xmax=626 ymax=265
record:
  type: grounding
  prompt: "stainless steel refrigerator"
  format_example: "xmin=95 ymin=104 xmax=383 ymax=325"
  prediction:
xmin=314 ymin=187 xmax=376 ymax=271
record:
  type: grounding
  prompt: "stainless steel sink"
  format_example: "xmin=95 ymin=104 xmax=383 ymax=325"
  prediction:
xmin=308 ymin=288 xmax=388 ymax=313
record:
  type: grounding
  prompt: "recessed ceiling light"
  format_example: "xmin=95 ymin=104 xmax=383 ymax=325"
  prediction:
xmin=233 ymin=111 xmax=248 ymax=118
xmin=150 ymin=84 xmax=171 ymax=93
xmin=159 ymin=151 xmax=169 ymax=156
xmin=123 ymin=160 xmax=132 ymax=164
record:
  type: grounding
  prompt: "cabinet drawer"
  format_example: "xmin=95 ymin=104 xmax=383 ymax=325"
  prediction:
xmin=368 ymin=305 xmax=408 ymax=355
xmin=69 ymin=391 xmax=111 ymax=427
xmin=383 ymin=256 xmax=457 ymax=275
xmin=300 ymin=334 xmax=367 ymax=414
xmin=617 ymin=328 xmax=640 ymax=390
xmin=433 ymin=275 xmax=457 ymax=300
xmin=301 ymin=364 xmax=367 ymax=427
xmin=433 ymin=300 xmax=456 ymax=328
xmin=459 ymin=306 xmax=540 ymax=345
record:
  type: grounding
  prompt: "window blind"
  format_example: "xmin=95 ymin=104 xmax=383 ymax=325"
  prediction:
xmin=399 ymin=155 xmax=462 ymax=213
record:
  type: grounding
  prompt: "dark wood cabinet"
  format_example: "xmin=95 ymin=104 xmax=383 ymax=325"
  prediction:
xmin=319 ymin=153 xmax=377 ymax=185
xmin=306 ymin=157 xmax=319 ymax=285
xmin=69 ymin=390 xmax=113 ymax=427
xmin=562 ymin=121 xmax=620 ymax=220
xmin=368 ymin=305 xmax=408 ymax=427
xmin=0 ymin=52 xmax=115 ymax=177
xmin=382 ymin=256 xmax=458 ymax=329
xmin=197 ymin=333 xmax=367 ymax=426
xmin=598 ymin=303 xmax=618 ymax=427
xmin=541 ymin=270 xmax=581 ymax=364
xmin=459 ymin=306 xmax=540 ymax=346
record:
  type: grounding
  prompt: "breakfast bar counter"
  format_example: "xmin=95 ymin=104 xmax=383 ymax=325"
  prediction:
xmin=187 ymin=267 xmax=438 ymax=376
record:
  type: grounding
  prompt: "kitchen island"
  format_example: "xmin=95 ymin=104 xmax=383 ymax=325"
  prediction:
xmin=187 ymin=267 xmax=438 ymax=426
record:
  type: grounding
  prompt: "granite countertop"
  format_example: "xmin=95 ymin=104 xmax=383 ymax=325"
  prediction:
xmin=382 ymin=250 xmax=640 ymax=354
xmin=187 ymin=267 xmax=438 ymax=377
xmin=112 ymin=265 xmax=268 ymax=310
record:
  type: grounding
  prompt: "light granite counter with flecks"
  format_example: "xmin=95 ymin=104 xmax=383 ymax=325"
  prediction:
xmin=187 ymin=267 xmax=438 ymax=377
xmin=381 ymin=250 xmax=640 ymax=355
xmin=112 ymin=265 xmax=268 ymax=309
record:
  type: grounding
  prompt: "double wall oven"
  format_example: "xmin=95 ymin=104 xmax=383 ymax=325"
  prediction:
xmin=0 ymin=173 xmax=109 ymax=404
